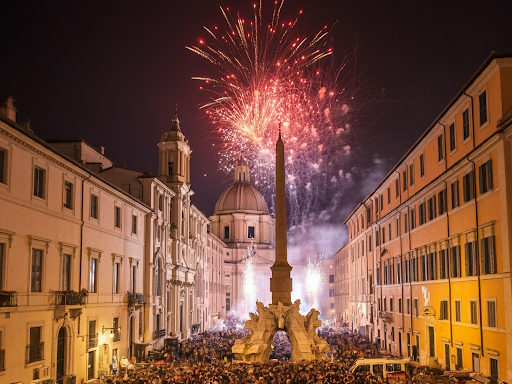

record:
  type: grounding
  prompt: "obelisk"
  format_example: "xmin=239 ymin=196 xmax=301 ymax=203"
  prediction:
xmin=270 ymin=125 xmax=293 ymax=305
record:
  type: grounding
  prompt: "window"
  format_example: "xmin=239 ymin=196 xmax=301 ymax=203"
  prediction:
xmin=450 ymin=245 xmax=461 ymax=278
xmin=478 ymin=160 xmax=493 ymax=195
xmin=388 ymin=223 xmax=392 ymax=241
xmin=0 ymin=148 xmax=5 ymax=184
xmin=440 ymin=249 xmax=449 ymax=279
xmin=438 ymin=134 xmax=444 ymax=162
xmin=395 ymin=179 xmax=399 ymax=198
xmin=451 ymin=180 xmax=459 ymax=209
xmin=130 ymin=265 xmax=137 ymax=293
xmin=420 ymin=154 xmax=425 ymax=177
xmin=91 ymin=194 xmax=98 ymax=219
xmin=155 ymin=258 xmax=162 ymax=296
xmin=414 ymin=298 xmax=418 ymax=317
xmin=462 ymin=108 xmax=470 ymax=140
xmin=404 ymin=259 xmax=410 ymax=283
xmin=481 ymin=235 xmax=496 ymax=274
xmin=376 ymin=229 xmax=380 ymax=246
xmin=398 ymin=298 xmax=402 ymax=313
xmin=113 ymin=262 xmax=120 ymax=294
xmin=397 ymin=217 xmax=401 ymax=237
xmin=440 ymin=300 xmax=449 ymax=320
xmin=404 ymin=213 xmax=409 ymax=232
xmin=329 ymin=289 xmax=334 ymax=297
xmin=28 ymin=326 xmax=43 ymax=363
xmin=390 ymin=297 xmax=394 ymax=312
xmin=156 ymin=225 xmax=161 ymax=242
xmin=456 ymin=348 xmax=463 ymax=369
xmin=406 ymin=298 xmax=410 ymax=314
xmin=224 ymin=226 xmax=229 ymax=240
xmin=455 ymin=300 xmax=461 ymax=322
xmin=465 ymin=239 xmax=478 ymax=276
xmin=428 ymin=252 xmax=437 ymax=280
xmin=31 ymin=249 xmax=43 ymax=292
xmin=410 ymin=208 xmax=416 ymax=230
xmin=487 ymin=300 xmax=496 ymax=327
xmin=330 ymin=302 xmax=335 ymax=309
xmin=368 ymin=235 xmax=372 ymax=252
xmin=33 ymin=166 xmax=45 ymax=199
xmin=329 ymin=274 xmax=334 ymax=283
xmin=62 ymin=253 xmax=71 ymax=291
xmin=380 ymin=194 xmax=383 ymax=211
xmin=64 ymin=181 xmax=72 ymax=209
xmin=88 ymin=320 xmax=98 ymax=349
xmin=449 ymin=123 xmax=456 ymax=151
xmin=158 ymin=195 xmax=163 ymax=211
xmin=90 ymin=258 xmax=98 ymax=293
xmin=382 ymin=227 xmax=385 ymax=244
xmin=438 ymin=189 xmax=447 ymax=215
xmin=463 ymin=171 xmax=475 ymax=202
xmin=115 ymin=206 xmax=121 ymax=228
xmin=470 ymin=300 xmax=478 ymax=324
xmin=418 ymin=203 xmax=426 ymax=225
xmin=248 ymin=226 xmax=255 ymax=239
xmin=387 ymin=187 xmax=391 ymax=204
xmin=0 ymin=243 xmax=4 ymax=289
xmin=112 ymin=317 xmax=120 ymax=342
xmin=168 ymin=162 xmax=173 ymax=176
xmin=403 ymin=170 xmax=407 ymax=191
xmin=428 ymin=195 xmax=437 ymax=221
xmin=420 ymin=254 xmax=426 ymax=281
xmin=490 ymin=358 xmax=498 ymax=379
xmin=412 ymin=255 xmax=418 ymax=282
xmin=409 ymin=164 xmax=414 ymax=186
xmin=479 ymin=90 xmax=488 ymax=126
xmin=132 ymin=215 xmax=137 ymax=234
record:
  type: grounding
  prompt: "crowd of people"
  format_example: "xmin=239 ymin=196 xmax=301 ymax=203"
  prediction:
xmin=103 ymin=326 xmax=397 ymax=384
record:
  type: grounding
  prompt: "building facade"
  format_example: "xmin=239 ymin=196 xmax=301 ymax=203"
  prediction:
xmin=343 ymin=52 xmax=512 ymax=382
xmin=0 ymin=98 xmax=151 ymax=383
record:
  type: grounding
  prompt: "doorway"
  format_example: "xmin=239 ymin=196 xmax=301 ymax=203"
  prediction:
xmin=57 ymin=327 xmax=66 ymax=382
xmin=87 ymin=350 xmax=95 ymax=380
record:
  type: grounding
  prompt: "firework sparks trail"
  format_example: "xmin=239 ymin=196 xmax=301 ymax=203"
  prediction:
xmin=241 ymin=243 xmax=258 ymax=315
xmin=303 ymin=255 xmax=326 ymax=311
xmin=188 ymin=0 xmax=367 ymax=227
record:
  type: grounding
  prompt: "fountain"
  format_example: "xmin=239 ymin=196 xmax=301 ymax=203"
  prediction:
xmin=232 ymin=127 xmax=329 ymax=362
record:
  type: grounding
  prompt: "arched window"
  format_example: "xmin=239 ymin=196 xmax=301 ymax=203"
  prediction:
xmin=155 ymin=258 xmax=161 ymax=296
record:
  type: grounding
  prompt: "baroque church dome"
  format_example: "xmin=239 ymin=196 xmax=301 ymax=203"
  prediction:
xmin=214 ymin=160 xmax=269 ymax=215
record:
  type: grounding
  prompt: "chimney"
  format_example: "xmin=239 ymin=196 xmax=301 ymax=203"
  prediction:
xmin=0 ymin=96 xmax=17 ymax=122
xmin=95 ymin=145 xmax=105 ymax=155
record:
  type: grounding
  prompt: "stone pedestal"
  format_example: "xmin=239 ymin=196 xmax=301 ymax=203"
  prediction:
xmin=232 ymin=300 xmax=329 ymax=362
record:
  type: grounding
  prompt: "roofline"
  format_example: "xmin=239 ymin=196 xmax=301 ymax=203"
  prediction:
xmin=45 ymin=137 xmax=117 ymax=163
xmin=344 ymin=50 xmax=512 ymax=224
xmin=0 ymin=114 xmax=152 ymax=211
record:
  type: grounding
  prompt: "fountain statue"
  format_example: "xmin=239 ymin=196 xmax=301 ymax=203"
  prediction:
xmin=232 ymin=127 xmax=329 ymax=362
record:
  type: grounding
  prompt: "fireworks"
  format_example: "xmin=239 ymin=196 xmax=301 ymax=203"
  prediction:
xmin=188 ymin=0 xmax=362 ymax=227
xmin=303 ymin=255 xmax=326 ymax=310
xmin=241 ymin=243 xmax=258 ymax=314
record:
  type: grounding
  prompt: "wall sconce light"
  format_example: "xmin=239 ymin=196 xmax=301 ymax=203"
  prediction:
xmin=102 ymin=326 xmax=121 ymax=338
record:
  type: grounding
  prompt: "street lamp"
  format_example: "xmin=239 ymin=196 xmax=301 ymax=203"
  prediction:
xmin=102 ymin=326 xmax=121 ymax=338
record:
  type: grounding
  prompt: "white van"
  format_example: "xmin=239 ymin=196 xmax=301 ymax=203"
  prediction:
xmin=349 ymin=357 xmax=410 ymax=382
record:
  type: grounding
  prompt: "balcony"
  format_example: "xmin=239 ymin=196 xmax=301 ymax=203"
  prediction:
xmin=378 ymin=311 xmax=391 ymax=322
xmin=154 ymin=329 xmax=166 ymax=339
xmin=26 ymin=342 xmax=44 ymax=364
xmin=0 ymin=291 xmax=17 ymax=307
xmin=127 ymin=292 xmax=145 ymax=306
xmin=52 ymin=290 xmax=87 ymax=306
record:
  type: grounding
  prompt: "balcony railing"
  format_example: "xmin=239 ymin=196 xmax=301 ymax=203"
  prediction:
xmin=127 ymin=292 xmax=145 ymax=306
xmin=88 ymin=333 xmax=98 ymax=349
xmin=0 ymin=291 xmax=17 ymax=307
xmin=26 ymin=342 xmax=44 ymax=364
xmin=0 ymin=349 xmax=5 ymax=371
xmin=52 ymin=290 xmax=87 ymax=306
xmin=154 ymin=329 xmax=166 ymax=339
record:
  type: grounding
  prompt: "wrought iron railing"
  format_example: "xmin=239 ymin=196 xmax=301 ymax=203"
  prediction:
xmin=88 ymin=333 xmax=98 ymax=349
xmin=52 ymin=290 xmax=87 ymax=305
xmin=0 ymin=291 xmax=17 ymax=307
xmin=154 ymin=329 xmax=166 ymax=339
xmin=127 ymin=292 xmax=145 ymax=306
xmin=26 ymin=342 xmax=44 ymax=364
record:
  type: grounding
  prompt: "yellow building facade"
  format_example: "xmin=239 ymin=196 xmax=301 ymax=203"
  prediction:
xmin=344 ymin=52 xmax=512 ymax=382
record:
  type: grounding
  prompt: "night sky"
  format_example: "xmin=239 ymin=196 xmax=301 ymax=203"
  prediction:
xmin=1 ymin=1 xmax=511 ymax=255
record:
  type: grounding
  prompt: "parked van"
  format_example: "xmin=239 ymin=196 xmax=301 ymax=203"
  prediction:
xmin=349 ymin=357 xmax=410 ymax=382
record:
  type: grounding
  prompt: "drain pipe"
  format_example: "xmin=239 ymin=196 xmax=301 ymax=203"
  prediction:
xmin=79 ymin=173 xmax=92 ymax=294
xmin=467 ymin=158 xmax=484 ymax=357
xmin=441 ymin=180 xmax=454 ymax=349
